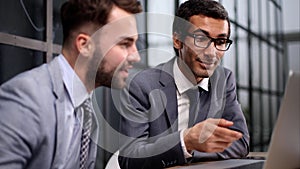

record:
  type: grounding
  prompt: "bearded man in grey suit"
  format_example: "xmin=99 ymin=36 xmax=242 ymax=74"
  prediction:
xmin=118 ymin=0 xmax=249 ymax=168
xmin=0 ymin=0 xmax=142 ymax=168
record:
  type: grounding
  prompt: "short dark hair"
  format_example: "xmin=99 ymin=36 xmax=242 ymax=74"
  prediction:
xmin=172 ymin=0 xmax=230 ymax=56
xmin=61 ymin=0 xmax=142 ymax=45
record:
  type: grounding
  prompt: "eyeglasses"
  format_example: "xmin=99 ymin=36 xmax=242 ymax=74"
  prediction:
xmin=186 ymin=33 xmax=233 ymax=51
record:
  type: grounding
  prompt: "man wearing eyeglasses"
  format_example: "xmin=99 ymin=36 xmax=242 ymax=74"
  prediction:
xmin=118 ymin=0 xmax=249 ymax=168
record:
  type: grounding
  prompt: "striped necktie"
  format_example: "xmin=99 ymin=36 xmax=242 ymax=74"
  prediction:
xmin=79 ymin=98 xmax=93 ymax=169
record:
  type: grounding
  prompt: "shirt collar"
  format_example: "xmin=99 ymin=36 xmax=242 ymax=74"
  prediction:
xmin=58 ymin=54 xmax=90 ymax=107
xmin=173 ymin=57 xmax=209 ymax=95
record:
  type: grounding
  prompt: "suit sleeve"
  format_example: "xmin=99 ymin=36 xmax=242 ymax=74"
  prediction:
xmin=117 ymin=77 xmax=187 ymax=169
xmin=217 ymin=70 xmax=250 ymax=158
xmin=0 ymin=78 xmax=43 ymax=168
xmin=192 ymin=70 xmax=250 ymax=161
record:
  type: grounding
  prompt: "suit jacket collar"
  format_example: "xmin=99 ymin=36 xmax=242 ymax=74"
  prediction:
xmin=173 ymin=57 xmax=210 ymax=94
xmin=48 ymin=56 xmax=64 ymax=100
xmin=57 ymin=54 xmax=89 ymax=108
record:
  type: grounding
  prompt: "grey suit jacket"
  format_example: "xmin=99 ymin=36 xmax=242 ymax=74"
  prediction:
xmin=0 ymin=57 xmax=98 ymax=169
xmin=118 ymin=58 xmax=250 ymax=169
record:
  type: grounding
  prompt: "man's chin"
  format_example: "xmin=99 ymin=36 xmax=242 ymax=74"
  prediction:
xmin=204 ymin=66 xmax=218 ymax=76
xmin=196 ymin=69 xmax=214 ymax=79
xmin=111 ymin=79 xmax=127 ymax=89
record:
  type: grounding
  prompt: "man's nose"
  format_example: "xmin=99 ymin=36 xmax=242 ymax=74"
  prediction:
xmin=128 ymin=45 xmax=140 ymax=63
xmin=203 ymin=41 xmax=217 ymax=57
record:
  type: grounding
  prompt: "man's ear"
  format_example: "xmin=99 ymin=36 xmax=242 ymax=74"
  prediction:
xmin=173 ymin=32 xmax=183 ymax=49
xmin=76 ymin=33 xmax=94 ymax=57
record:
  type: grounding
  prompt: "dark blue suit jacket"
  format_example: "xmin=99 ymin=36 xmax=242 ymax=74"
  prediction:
xmin=117 ymin=58 xmax=249 ymax=169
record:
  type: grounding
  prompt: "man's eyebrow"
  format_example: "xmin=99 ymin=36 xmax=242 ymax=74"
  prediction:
xmin=118 ymin=36 xmax=135 ymax=42
xmin=193 ymin=29 xmax=228 ymax=38
xmin=193 ymin=29 xmax=209 ymax=35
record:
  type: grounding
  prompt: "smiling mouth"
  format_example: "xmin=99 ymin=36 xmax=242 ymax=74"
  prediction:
xmin=196 ymin=58 xmax=216 ymax=69
xmin=200 ymin=60 xmax=214 ymax=65
xmin=196 ymin=55 xmax=220 ymax=67
xmin=119 ymin=68 xmax=129 ymax=75
xmin=119 ymin=65 xmax=134 ymax=76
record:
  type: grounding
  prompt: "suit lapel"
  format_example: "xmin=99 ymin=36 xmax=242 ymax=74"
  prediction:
xmin=47 ymin=57 xmax=98 ymax=168
xmin=47 ymin=57 xmax=68 ymax=168
xmin=159 ymin=58 xmax=178 ymax=132
xmin=206 ymin=66 xmax=227 ymax=118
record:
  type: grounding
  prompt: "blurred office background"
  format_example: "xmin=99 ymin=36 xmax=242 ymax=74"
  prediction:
xmin=0 ymin=0 xmax=299 ymax=168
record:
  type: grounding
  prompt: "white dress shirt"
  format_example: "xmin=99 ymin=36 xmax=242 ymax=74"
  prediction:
xmin=173 ymin=58 xmax=209 ymax=158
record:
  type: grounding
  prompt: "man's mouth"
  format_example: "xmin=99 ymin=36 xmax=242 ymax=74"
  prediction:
xmin=196 ymin=58 xmax=216 ymax=69
xmin=119 ymin=65 xmax=133 ymax=77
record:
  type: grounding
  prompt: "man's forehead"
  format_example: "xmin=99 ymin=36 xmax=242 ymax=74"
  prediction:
xmin=92 ymin=15 xmax=137 ymax=42
xmin=91 ymin=16 xmax=138 ymax=51
xmin=103 ymin=16 xmax=137 ymax=35
xmin=107 ymin=5 xmax=134 ymax=23
xmin=188 ymin=15 xmax=229 ymax=37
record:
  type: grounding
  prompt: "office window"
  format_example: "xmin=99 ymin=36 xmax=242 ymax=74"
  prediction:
xmin=223 ymin=0 xmax=285 ymax=151
xmin=0 ymin=0 xmax=63 ymax=84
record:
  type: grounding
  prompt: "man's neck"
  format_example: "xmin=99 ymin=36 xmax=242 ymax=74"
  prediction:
xmin=177 ymin=58 xmax=202 ymax=85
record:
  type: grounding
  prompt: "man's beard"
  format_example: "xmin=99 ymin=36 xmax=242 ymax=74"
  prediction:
xmin=94 ymin=59 xmax=113 ymax=88
xmin=94 ymin=60 xmax=126 ymax=89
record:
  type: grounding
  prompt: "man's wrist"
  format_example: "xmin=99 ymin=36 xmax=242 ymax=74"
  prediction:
xmin=180 ymin=129 xmax=193 ymax=158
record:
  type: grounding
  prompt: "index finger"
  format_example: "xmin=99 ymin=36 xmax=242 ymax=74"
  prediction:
xmin=215 ymin=126 xmax=243 ymax=140
xmin=217 ymin=119 xmax=234 ymax=127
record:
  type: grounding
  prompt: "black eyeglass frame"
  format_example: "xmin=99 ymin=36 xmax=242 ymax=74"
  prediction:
xmin=186 ymin=32 xmax=233 ymax=51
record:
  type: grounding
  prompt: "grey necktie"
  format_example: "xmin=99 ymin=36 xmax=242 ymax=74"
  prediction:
xmin=79 ymin=98 xmax=93 ymax=169
xmin=186 ymin=87 xmax=200 ymax=127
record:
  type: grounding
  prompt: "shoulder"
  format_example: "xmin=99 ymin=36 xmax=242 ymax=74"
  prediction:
xmin=209 ymin=66 xmax=237 ymax=97
xmin=131 ymin=67 xmax=162 ymax=83
xmin=0 ymin=61 xmax=61 ymax=130
xmin=1 ymin=64 xmax=50 ymax=95
xmin=0 ymin=64 xmax=58 ymax=162
xmin=221 ymin=67 xmax=236 ymax=85
xmin=211 ymin=66 xmax=235 ymax=84
xmin=213 ymin=66 xmax=233 ymax=77
xmin=0 ymin=63 xmax=57 ymax=113
xmin=1 ymin=57 xmax=63 ymax=99
xmin=129 ymin=59 xmax=174 ymax=86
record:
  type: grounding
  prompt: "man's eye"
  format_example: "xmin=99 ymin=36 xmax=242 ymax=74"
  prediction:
xmin=195 ymin=36 xmax=209 ymax=42
xmin=119 ymin=40 xmax=133 ymax=48
xmin=120 ymin=43 xmax=129 ymax=47
xmin=215 ymin=39 xmax=227 ymax=45
xmin=119 ymin=41 xmax=131 ymax=48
